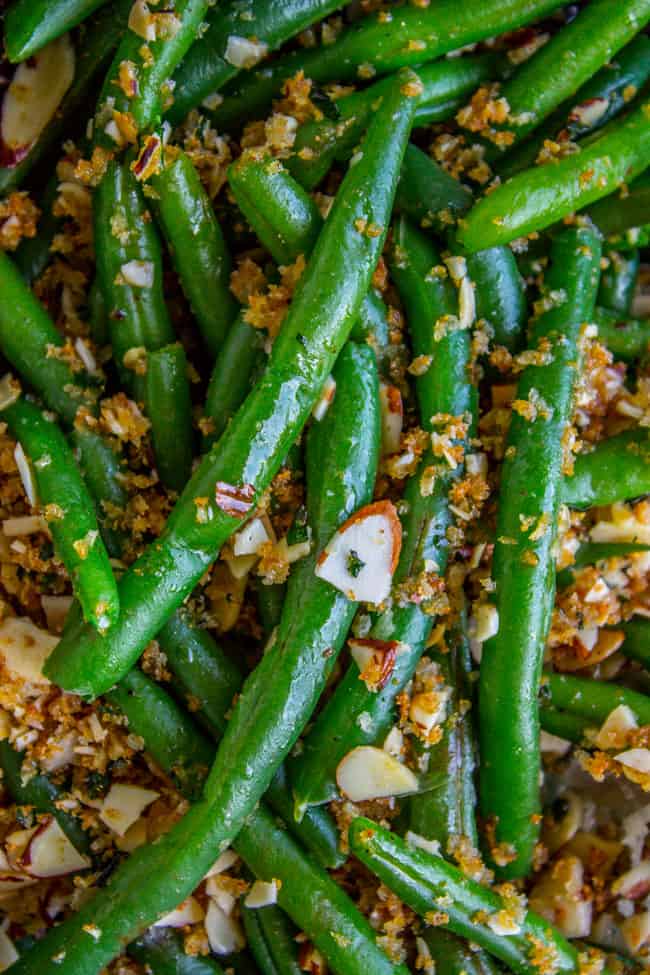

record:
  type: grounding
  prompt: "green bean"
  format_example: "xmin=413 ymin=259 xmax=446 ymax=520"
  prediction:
xmin=150 ymin=150 xmax=237 ymax=358
xmin=242 ymin=904 xmax=302 ymax=975
xmin=467 ymin=247 xmax=527 ymax=352
xmin=206 ymin=0 xmax=565 ymax=137
xmin=539 ymin=706 xmax=594 ymax=745
xmin=480 ymin=0 xmax=650 ymax=156
xmin=44 ymin=71 xmax=416 ymax=699
xmin=228 ymin=153 xmax=392 ymax=366
xmin=0 ymin=252 xmax=96 ymax=425
xmin=421 ymin=930 xmax=507 ymax=975
xmin=255 ymin=580 xmax=287 ymax=637
xmin=593 ymin=305 xmax=650 ymax=362
xmin=621 ymin=618 xmax=650 ymax=669
xmin=145 ymin=343 xmax=194 ymax=493
xmin=542 ymin=671 xmax=650 ymax=726
xmin=105 ymin=668 xmax=213 ymax=800
xmin=0 ymin=0 xmax=132 ymax=195
xmin=0 ymin=741 xmax=92 ymax=856
xmin=404 ymin=608 xmax=478 ymax=851
xmin=128 ymin=928 xmax=226 ymax=975
xmin=562 ymin=428 xmax=650 ymax=509
xmin=87 ymin=278 xmax=109 ymax=346
xmin=167 ymin=0 xmax=348 ymax=127
xmin=94 ymin=159 xmax=175 ymax=400
xmin=93 ymin=0 xmax=211 ymax=146
xmin=348 ymin=818 xmax=582 ymax=975
xmin=4 ymin=0 xmax=109 ymax=61
xmin=12 ymin=176 xmax=60 ymax=287
xmin=598 ymin=248 xmax=640 ymax=315
xmin=457 ymin=99 xmax=650 ymax=252
xmin=478 ymin=227 xmax=602 ymax=878
xmin=291 ymin=217 xmax=472 ymax=812
xmin=496 ymin=33 xmax=650 ymax=179
xmin=158 ymin=610 xmax=241 ymax=738
xmin=394 ymin=144 xmax=473 ymax=235
xmin=202 ymin=315 xmax=264 ymax=449
xmin=160 ymin=610 xmax=344 ymax=870
xmin=284 ymin=54 xmax=502 ymax=189
xmin=586 ymin=169 xmax=650 ymax=237
xmin=2 ymin=392 xmax=120 ymax=632
xmin=229 ymin=153 xmax=323 ymax=267
xmin=70 ymin=426 xmax=128 ymax=559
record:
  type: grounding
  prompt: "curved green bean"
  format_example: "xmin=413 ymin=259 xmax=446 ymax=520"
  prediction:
xmin=2 ymin=393 xmax=119 ymax=632
xmin=542 ymin=671 xmax=650 ymax=726
xmin=478 ymin=227 xmax=602 ymax=878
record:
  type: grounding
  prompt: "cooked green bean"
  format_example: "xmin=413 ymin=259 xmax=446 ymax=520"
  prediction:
xmin=542 ymin=671 xmax=650 ymax=726
xmin=539 ymin=706 xmax=594 ymax=745
xmin=128 ymin=928 xmax=227 ymax=975
xmin=4 ymin=0 xmax=110 ymax=61
xmin=71 ymin=426 xmax=128 ymax=559
xmin=598 ymin=249 xmax=640 ymax=316
xmin=457 ymin=99 xmax=650 ymax=252
xmin=145 ymin=343 xmax=194 ymax=493
xmin=586 ymin=169 xmax=650 ymax=237
xmin=202 ymin=315 xmax=264 ymax=449
xmin=621 ymin=618 xmax=650 ymax=670
xmin=593 ymin=305 xmax=650 ymax=362
xmin=478 ymin=227 xmax=602 ymax=878
xmin=349 ymin=818 xmax=583 ymax=975
xmin=150 ymin=150 xmax=237 ymax=358
xmin=562 ymin=428 xmax=650 ymax=509
xmin=45 ymin=72 xmax=416 ymax=699
xmin=242 ymin=904 xmax=302 ymax=975
xmin=2 ymin=392 xmax=120 ymax=632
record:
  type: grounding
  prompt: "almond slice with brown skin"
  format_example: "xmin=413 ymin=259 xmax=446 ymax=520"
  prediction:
xmin=336 ymin=745 xmax=418 ymax=802
xmin=349 ymin=637 xmax=399 ymax=691
xmin=1 ymin=35 xmax=75 ymax=164
xmin=315 ymin=500 xmax=402 ymax=605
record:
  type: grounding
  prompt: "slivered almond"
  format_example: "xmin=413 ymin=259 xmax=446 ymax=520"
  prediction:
xmin=336 ymin=745 xmax=418 ymax=801
xmin=315 ymin=501 xmax=402 ymax=605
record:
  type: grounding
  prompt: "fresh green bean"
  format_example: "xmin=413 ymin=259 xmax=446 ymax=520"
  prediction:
xmin=243 ymin=904 xmax=302 ymax=975
xmin=202 ymin=315 xmax=264 ymax=449
xmin=349 ymin=818 xmax=582 ymax=975
xmin=145 ymin=343 xmax=194 ymax=493
xmin=45 ymin=72 xmax=416 ymax=699
xmin=0 ymin=0 xmax=132 ymax=195
xmin=150 ymin=150 xmax=237 ymax=358
xmin=599 ymin=249 xmax=640 ymax=315
xmin=291 ymin=217 xmax=472 ymax=812
xmin=0 ymin=252 xmax=96 ymax=425
xmin=496 ymin=33 xmax=650 ymax=179
xmin=539 ymin=706 xmax=594 ymax=745
xmin=542 ymin=671 xmax=650 ymax=726
xmin=128 ymin=928 xmax=226 ymax=975
xmin=71 ymin=426 xmax=128 ymax=559
xmin=586 ymin=169 xmax=650 ymax=237
xmin=593 ymin=305 xmax=650 ymax=362
xmin=285 ymin=54 xmax=502 ymax=189
xmin=0 ymin=741 xmax=92 ymax=856
xmin=562 ymin=428 xmax=650 ymax=509
xmin=167 ymin=0 xmax=348 ymax=127
xmin=105 ymin=668 xmax=213 ymax=800
xmin=93 ymin=0 xmax=211 ymax=146
xmin=621 ymin=617 xmax=650 ymax=669
xmin=160 ymin=610 xmax=344 ymax=870
xmin=94 ymin=159 xmax=175 ymax=399
xmin=467 ymin=247 xmax=527 ymax=352
xmin=207 ymin=0 xmax=566 ymax=136
xmin=457 ymin=99 xmax=650 ymax=252
xmin=478 ymin=227 xmax=602 ymax=878
xmin=2 ymin=393 xmax=120 ymax=632
xmin=4 ymin=0 xmax=109 ymax=61
xmin=480 ymin=0 xmax=650 ymax=156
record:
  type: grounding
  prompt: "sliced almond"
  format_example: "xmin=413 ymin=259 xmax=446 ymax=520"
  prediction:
xmin=595 ymin=705 xmax=638 ymax=751
xmin=1 ymin=35 xmax=75 ymax=161
xmin=349 ymin=637 xmax=399 ymax=691
xmin=40 ymin=595 xmax=74 ymax=635
xmin=99 ymin=783 xmax=159 ymax=837
xmin=621 ymin=910 xmax=650 ymax=954
xmin=233 ymin=517 xmax=270 ymax=557
xmin=315 ymin=501 xmax=402 ymax=605
xmin=205 ymin=900 xmax=245 ymax=955
xmin=336 ymin=745 xmax=418 ymax=802
xmin=204 ymin=849 xmax=239 ymax=879
xmin=0 ymin=616 xmax=57 ymax=684
xmin=154 ymin=896 xmax=204 ymax=928
xmin=2 ymin=515 xmax=48 ymax=537
xmin=20 ymin=816 xmax=89 ymax=878
xmin=224 ymin=35 xmax=268 ymax=69
xmin=379 ymin=384 xmax=403 ymax=456
xmin=612 ymin=861 xmax=650 ymax=900
xmin=615 ymin=748 xmax=650 ymax=774
xmin=529 ymin=855 xmax=591 ymax=939
xmin=119 ymin=259 xmax=154 ymax=288
xmin=244 ymin=879 xmax=279 ymax=908
xmin=543 ymin=791 xmax=583 ymax=856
